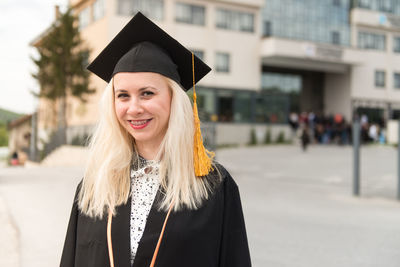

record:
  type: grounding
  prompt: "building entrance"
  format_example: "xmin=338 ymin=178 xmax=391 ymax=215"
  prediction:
xmin=261 ymin=66 xmax=324 ymax=116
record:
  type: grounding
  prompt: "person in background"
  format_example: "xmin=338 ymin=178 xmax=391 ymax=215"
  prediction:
xmin=289 ymin=112 xmax=299 ymax=140
xmin=10 ymin=151 xmax=19 ymax=166
xmin=300 ymin=124 xmax=311 ymax=151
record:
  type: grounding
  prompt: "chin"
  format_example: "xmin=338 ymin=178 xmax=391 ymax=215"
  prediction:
xmin=129 ymin=132 xmax=152 ymax=143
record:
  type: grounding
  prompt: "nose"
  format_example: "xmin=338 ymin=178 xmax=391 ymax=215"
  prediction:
xmin=127 ymin=97 xmax=144 ymax=116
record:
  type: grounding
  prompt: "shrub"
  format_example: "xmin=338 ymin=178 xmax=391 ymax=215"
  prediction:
xmin=275 ymin=130 xmax=285 ymax=144
xmin=264 ymin=128 xmax=271 ymax=144
xmin=249 ymin=128 xmax=257 ymax=145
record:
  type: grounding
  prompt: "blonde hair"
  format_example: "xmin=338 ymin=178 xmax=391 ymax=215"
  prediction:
xmin=78 ymin=76 xmax=218 ymax=218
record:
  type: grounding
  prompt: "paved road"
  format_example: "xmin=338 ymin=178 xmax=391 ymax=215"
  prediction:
xmin=217 ymin=145 xmax=400 ymax=267
xmin=1 ymin=145 xmax=400 ymax=267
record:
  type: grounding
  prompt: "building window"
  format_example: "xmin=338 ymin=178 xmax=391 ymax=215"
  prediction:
xmin=261 ymin=72 xmax=301 ymax=117
xmin=192 ymin=87 xmax=215 ymax=121
xmin=375 ymin=70 xmax=386 ymax=88
xmin=394 ymin=73 xmax=400 ymax=89
xmin=215 ymin=52 xmax=230 ymax=73
xmin=234 ymin=91 xmax=252 ymax=122
xmin=358 ymin=32 xmax=386 ymax=51
xmin=358 ymin=0 xmax=371 ymax=8
xmin=331 ymin=31 xmax=340 ymax=45
xmin=175 ymin=3 xmax=205 ymax=25
xmin=79 ymin=7 xmax=91 ymax=29
xmin=263 ymin=21 xmax=272 ymax=37
xmin=378 ymin=0 xmax=393 ymax=12
xmin=255 ymin=93 xmax=290 ymax=123
xmin=356 ymin=0 xmax=399 ymax=14
xmin=217 ymin=90 xmax=234 ymax=122
xmin=216 ymin=8 xmax=254 ymax=33
xmin=261 ymin=0 xmax=351 ymax=46
xmin=262 ymin=73 xmax=302 ymax=94
xmin=117 ymin=0 xmax=164 ymax=21
xmin=394 ymin=37 xmax=400 ymax=53
xmin=192 ymin=49 xmax=204 ymax=61
xmin=93 ymin=0 xmax=105 ymax=21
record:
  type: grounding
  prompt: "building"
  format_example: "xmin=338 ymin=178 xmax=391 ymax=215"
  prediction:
xmin=8 ymin=114 xmax=32 ymax=164
xmin=261 ymin=0 xmax=400 ymax=127
xmin=33 ymin=0 xmax=400 ymax=145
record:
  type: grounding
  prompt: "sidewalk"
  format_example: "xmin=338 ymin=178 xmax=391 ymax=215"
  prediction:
xmin=0 ymin=166 xmax=83 ymax=267
xmin=0 ymin=194 xmax=19 ymax=267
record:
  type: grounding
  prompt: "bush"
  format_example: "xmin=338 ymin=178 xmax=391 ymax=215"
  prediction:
xmin=275 ymin=131 xmax=285 ymax=144
xmin=249 ymin=128 xmax=257 ymax=146
xmin=264 ymin=128 xmax=271 ymax=144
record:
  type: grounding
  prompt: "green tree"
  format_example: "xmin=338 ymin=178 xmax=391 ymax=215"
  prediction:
xmin=31 ymin=8 xmax=94 ymax=144
xmin=0 ymin=123 xmax=8 ymax=146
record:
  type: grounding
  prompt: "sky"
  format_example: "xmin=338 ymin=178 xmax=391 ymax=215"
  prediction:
xmin=0 ymin=0 xmax=67 ymax=114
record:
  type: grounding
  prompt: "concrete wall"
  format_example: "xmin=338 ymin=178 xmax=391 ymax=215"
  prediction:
xmin=325 ymin=72 xmax=352 ymax=120
xmin=215 ymin=0 xmax=264 ymax=7
xmin=261 ymin=38 xmax=360 ymax=73
xmin=216 ymin=123 xmax=291 ymax=145
xmin=387 ymin=120 xmax=398 ymax=144
xmin=351 ymin=8 xmax=400 ymax=31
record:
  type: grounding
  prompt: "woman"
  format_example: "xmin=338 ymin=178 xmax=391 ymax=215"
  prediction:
xmin=60 ymin=12 xmax=251 ymax=267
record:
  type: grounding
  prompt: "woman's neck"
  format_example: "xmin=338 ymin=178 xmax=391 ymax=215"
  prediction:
xmin=135 ymin=141 xmax=160 ymax=160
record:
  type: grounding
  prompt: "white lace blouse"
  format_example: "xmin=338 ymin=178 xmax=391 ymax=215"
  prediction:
xmin=130 ymin=157 xmax=160 ymax=265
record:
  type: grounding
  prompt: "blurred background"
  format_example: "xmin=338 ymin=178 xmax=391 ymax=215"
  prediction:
xmin=4 ymin=0 xmax=400 ymax=162
xmin=2 ymin=0 xmax=400 ymax=266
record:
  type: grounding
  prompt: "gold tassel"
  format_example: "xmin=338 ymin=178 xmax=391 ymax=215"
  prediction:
xmin=192 ymin=53 xmax=215 ymax=177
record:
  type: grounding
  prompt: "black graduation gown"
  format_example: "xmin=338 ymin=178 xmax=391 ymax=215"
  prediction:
xmin=60 ymin=165 xmax=251 ymax=267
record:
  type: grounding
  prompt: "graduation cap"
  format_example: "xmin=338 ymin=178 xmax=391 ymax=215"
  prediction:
xmin=87 ymin=12 xmax=214 ymax=176
xmin=87 ymin=12 xmax=211 ymax=91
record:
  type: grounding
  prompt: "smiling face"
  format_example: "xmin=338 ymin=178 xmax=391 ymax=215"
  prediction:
xmin=114 ymin=72 xmax=172 ymax=153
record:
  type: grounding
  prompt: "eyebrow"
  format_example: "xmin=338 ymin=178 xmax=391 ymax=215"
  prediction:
xmin=114 ymin=86 xmax=158 ymax=93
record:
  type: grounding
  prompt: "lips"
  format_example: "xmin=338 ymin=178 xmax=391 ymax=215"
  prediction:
xmin=128 ymin=119 xmax=152 ymax=129
xmin=129 ymin=119 xmax=151 ymax=126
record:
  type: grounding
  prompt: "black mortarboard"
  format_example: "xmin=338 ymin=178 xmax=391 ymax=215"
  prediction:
xmin=87 ymin=12 xmax=211 ymax=91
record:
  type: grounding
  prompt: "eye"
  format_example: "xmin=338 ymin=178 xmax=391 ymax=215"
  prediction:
xmin=142 ymin=91 xmax=154 ymax=97
xmin=117 ymin=93 xmax=129 ymax=98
